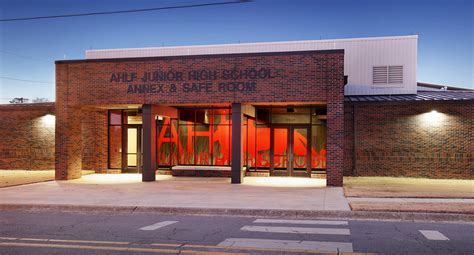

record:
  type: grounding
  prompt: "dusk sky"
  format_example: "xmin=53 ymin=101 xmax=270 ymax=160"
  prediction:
xmin=0 ymin=0 xmax=472 ymax=103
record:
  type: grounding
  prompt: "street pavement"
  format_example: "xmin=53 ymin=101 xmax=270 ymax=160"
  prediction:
xmin=0 ymin=210 xmax=472 ymax=254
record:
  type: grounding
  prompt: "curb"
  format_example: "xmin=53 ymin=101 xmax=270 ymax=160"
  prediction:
xmin=1 ymin=204 xmax=473 ymax=223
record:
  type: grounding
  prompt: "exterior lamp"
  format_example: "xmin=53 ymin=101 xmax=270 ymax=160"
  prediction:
xmin=41 ymin=114 xmax=56 ymax=126
xmin=421 ymin=110 xmax=444 ymax=126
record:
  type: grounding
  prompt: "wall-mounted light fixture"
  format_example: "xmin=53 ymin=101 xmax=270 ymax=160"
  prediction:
xmin=41 ymin=114 xmax=56 ymax=126
xmin=420 ymin=110 xmax=444 ymax=127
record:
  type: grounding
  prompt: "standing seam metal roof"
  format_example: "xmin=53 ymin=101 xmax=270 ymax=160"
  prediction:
xmin=345 ymin=91 xmax=474 ymax=102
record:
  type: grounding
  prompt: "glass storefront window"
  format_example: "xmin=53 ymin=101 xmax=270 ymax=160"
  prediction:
xmin=194 ymin=123 xmax=211 ymax=165
xmin=157 ymin=119 xmax=178 ymax=167
xmin=311 ymin=125 xmax=327 ymax=169
xmin=110 ymin=106 xmax=326 ymax=171
xmin=213 ymin=124 xmax=230 ymax=165
xmin=243 ymin=106 xmax=327 ymax=172
xmin=158 ymin=140 xmax=171 ymax=165
xmin=127 ymin=128 xmax=138 ymax=167
xmin=244 ymin=118 xmax=255 ymax=168
xmin=195 ymin=109 xmax=209 ymax=124
xmin=179 ymin=109 xmax=195 ymax=125
xmin=255 ymin=122 xmax=271 ymax=169
xmin=109 ymin=110 xmax=122 ymax=125
xmin=273 ymin=127 xmax=288 ymax=170
xmin=158 ymin=107 xmax=232 ymax=166
xmin=212 ymin=113 xmax=232 ymax=125
xmin=312 ymin=107 xmax=327 ymax=124
xmin=178 ymin=125 xmax=193 ymax=164
xmin=256 ymin=108 xmax=270 ymax=123
xmin=293 ymin=128 xmax=308 ymax=170
xmin=108 ymin=110 xmax=123 ymax=169
xmin=212 ymin=108 xmax=230 ymax=115
xmin=123 ymin=110 xmax=142 ymax=124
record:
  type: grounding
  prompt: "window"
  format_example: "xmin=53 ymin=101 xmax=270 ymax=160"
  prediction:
xmin=124 ymin=110 xmax=142 ymax=124
xmin=157 ymin=118 xmax=178 ymax=167
xmin=311 ymin=125 xmax=326 ymax=169
xmin=157 ymin=107 xmax=231 ymax=166
xmin=373 ymin=65 xmax=403 ymax=85
xmin=108 ymin=110 xmax=122 ymax=169
xmin=311 ymin=107 xmax=327 ymax=170
xmin=244 ymin=106 xmax=327 ymax=172
xmin=255 ymin=121 xmax=270 ymax=169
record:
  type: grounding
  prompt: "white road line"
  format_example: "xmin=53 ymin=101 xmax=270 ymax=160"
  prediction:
xmin=419 ymin=230 xmax=450 ymax=241
xmin=0 ymin=237 xmax=18 ymax=240
xmin=241 ymin=225 xmax=350 ymax=235
xmin=253 ymin=219 xmax=348 ymax=225
xmin=139 ymin=221 xmax=178 ymax=231
xmin=218 ymin=238 xmax=353 ymax=253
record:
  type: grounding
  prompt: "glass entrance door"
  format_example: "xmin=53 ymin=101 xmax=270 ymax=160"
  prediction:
xmin=292 ymin=127 xmax=310 ymax=177
xmin=123 ymin=125 xmax=142 ymax=173
xmin=271 ymin=125 xmax=310 ymax=177
xmin=272 ymin=127 xmax=289 ymax=175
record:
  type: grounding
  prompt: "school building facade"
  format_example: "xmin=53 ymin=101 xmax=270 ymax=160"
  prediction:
xmin=0 ymin=35 xmax=472 ymax=186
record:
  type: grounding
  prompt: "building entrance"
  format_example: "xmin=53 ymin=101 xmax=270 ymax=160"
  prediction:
xmin=270 ymin=125 xmax=311 ymax=177
xmin=123 ymin=125 xmax=142 ymax=173
xmin=109 ymin=106 xmax=326 ymax=176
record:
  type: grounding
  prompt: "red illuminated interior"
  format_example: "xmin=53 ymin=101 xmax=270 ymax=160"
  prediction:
xmin=156 ymin=108 xmax=326 ymax=170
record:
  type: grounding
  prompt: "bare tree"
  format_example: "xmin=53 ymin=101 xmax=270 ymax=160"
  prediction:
xmin=32 ymin=97 xmax=50 ymax=103
xmin=9 ymin=97 xmax=29 ymax=104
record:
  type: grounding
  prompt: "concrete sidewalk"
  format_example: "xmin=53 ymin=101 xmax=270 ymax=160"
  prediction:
xmin=0 ymin=170 xmax=95 ymax=188
xmin=0 ymin=174 xmax=350 ymax=211
xmin=1 ymin=174 xmax=473 ymax=222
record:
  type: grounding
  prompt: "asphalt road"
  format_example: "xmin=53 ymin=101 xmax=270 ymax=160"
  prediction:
xmin=0 ymin=211 xmax=472 ymax=254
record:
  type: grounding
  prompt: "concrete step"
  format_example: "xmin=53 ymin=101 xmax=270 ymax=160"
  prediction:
xmin=171 ymin=166 xmax=231 ymax=177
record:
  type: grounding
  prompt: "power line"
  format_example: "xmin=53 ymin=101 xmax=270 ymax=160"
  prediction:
xmin=0 ymin=50 xmax=51 ymax=63
xmin=0 ymin=0 xmax=250 ymax=22
xmin=0 ymin=76 xmax=54 ymax=84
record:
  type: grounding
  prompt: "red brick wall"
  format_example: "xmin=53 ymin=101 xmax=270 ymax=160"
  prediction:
xmin=56 ymin=50 xmax=345 ymax=185
xmin=0 ymin=103 xmax=109 ymax=173
xmin=57 ymin=50 xmax=344 ymax=106
xmin=108 ymin=125 xmax=122 ymax=170
xmin=343 ymin=104 xmax=355 ymax=176
xmin=344 ymin=101 xmax=473 ymax=179
xmin=55 ymin=63 xmax=82 ymax=180
xmin=0 ymin=103 xmax=55 ymax=170
xmin=81 ymin=110 xmax=108 ymax=173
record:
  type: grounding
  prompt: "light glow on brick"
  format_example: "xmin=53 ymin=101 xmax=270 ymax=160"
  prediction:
xmin=420 ymin=110 xmax=445 ymax=127
xmin=41 ymin=114 xmax=55 ymax=126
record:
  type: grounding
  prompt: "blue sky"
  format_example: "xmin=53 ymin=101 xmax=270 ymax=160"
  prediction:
xmin=0 ymin=0 xmax=472 ymax=103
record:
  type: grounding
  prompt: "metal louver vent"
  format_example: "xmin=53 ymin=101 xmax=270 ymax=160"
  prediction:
xmin=373 ymin=65 xmax=403 ymax=85
xmin=388 ymin=65 xmax=403 ymax=83
xmin=373 ymin=66 xmax=388 ymax=84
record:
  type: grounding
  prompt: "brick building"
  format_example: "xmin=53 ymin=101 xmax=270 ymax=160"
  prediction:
xmin=0 ymin=35 xmax=472 ymax=186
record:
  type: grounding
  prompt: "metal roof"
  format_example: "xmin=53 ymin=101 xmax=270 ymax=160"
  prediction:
xmin=345 ymin=91 xmax=474 ymax=102
xmin=85 ymin=35 xmax=417 ymax=59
